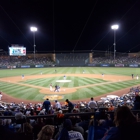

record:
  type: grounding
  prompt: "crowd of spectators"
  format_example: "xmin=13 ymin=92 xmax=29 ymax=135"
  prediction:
xmin=56 ymin=53 xmax=88 ymax=61
xmin=91 ymin=56 xmax=140 ymax=64
xmin=0 ymin=56 xmax=54 ymax=66
xmin=0 ymin=86 xmax=140 ymax=140
xmin=1 ymin=55 xmax=140 ymax=66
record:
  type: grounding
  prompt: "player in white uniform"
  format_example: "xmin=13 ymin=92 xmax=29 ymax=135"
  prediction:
xmin=22 ymin=74 xmax=24 ymax=79
xmin=102 ymin=73 xmax=104 ymax=78
xmin=0 ymin=92 xmax=2 ymax=100
xmin=50 ymin=84 xmax=53 ymax=91
xmin=63 ymin=75 xmax=66 ymax=80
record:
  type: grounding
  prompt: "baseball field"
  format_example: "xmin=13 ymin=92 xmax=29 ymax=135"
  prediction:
xmin=0 ymin=67 xmax=140 ymax=103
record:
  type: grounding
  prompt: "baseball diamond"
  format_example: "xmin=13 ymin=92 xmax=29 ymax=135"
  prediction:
xmin=0 ymin=67 xmax=140 ymax=103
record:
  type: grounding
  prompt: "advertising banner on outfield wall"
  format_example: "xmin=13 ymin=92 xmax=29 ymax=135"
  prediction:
xmin=115 ymin=64 xmax=124 ymax=67
xmin=21 ymin=65 xmax=30 ymax=68
xmin=88 ymin=64 xmax=96 ymax=67
xmin=129 ymin=64 xmax=138 ymax=67
xmin=35 ymin=65 xmax=44 ymax=68
xmin=100 ymin=64 xmax=110 ymax=67
xmin=1 ymin=66 xmax=7 ymax=69
xmin=7 ymin=66 xmax=16 ymax=69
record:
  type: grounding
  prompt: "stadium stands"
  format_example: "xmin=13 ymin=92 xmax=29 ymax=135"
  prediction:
xmin=0 ymin=56 xmax=54 ymax=66
xmin=56 ymin=53 xmax=89 ymax=66
xmin=0 ymin=86 xmax=140 ymax=140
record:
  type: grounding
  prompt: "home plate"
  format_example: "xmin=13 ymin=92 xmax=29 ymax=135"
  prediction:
xmin=56 ymin=80 xmax=71 ymax=83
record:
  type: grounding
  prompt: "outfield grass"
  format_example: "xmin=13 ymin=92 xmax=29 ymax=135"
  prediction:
xmin=20 ymin=77 xmax=107 ymax=87
xmin=0 ymin=67 xmax=140 ymax=101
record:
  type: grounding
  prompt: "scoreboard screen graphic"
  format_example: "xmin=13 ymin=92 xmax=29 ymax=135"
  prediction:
xmin=9 ymin=46 xmax=26 ymax=56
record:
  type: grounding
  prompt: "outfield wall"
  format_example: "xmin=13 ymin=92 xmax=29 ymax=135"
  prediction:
xmin=0 ymin=63 xmax=140 ymax=69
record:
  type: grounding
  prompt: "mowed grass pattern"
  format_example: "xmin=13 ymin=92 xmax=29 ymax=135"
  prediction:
xmin=63 ymin=80 xmax=140 ymax=100
xmin=20 ymin=77 xmax=107 ymax=88
xmin=0 ymin=67 xmax=140 ymax=101
xmin=0 ymin=82 xmax=44 ymax=100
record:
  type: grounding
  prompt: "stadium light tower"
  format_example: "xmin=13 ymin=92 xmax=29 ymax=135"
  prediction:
xmin=111 ymin=24 xmax=119 ymax=60
xmin=30 ymin=27 xmax=37 ymax=60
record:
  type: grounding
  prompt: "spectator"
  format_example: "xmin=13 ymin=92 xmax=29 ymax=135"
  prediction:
xmin=57 ymin=119 xmax=84 ymax=140
xmin=57 ymin=110 xmax=64 ymax=119
xmin=102 ymin=106 xmax=140 ymax=140
xmin=55 ymin=100 xmax=61 ymax=111
xmin=56 ymin=110 xmax=65 ymax=125
xmin=69 ymin=117 xmax=84 ymax=136
xmin=78 ymin=115 xmax=90 ymax=132
xmin=133 ymin=96 xmax=140 ymax=110
xmin=42 ymin=98 xmax=51 ymax=114
xmin=37 ymin=125 xmax=55 ymax=140
xmin=0 ymin=119 xmax=14 ymax=140
xmin=108 ymin=104 xmax=114 ymax=111
xmin=33 ymin=118 xmax=45 ymax=140
xmin=88 ymin=97 xmax=97 ymax=112
xmin=65 ymin=99 xmax=74 ymax=113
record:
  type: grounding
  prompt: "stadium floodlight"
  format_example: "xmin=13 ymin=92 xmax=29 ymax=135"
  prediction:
xmin=111 ymin=24 xmax=119 ymax=60
xmin=111 ymin=25 xmax=119 ymax=30
xmin=30 ymin=27 xmax=37 ymax=60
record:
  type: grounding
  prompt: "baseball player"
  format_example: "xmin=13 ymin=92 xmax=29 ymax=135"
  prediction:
xmin=50 ymin=84 xmax=53 ymax=91
xmin=22 ymin=74 xmax=24 ymax=79
xmin=63 ymin=75 xmax=66 ymax=80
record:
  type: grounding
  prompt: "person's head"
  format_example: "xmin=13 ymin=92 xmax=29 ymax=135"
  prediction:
xmin=37 ymin=125 xmax=55 ymax=140
xmin=57 ymin=119 xmax=71 ymax=140
xmin=58 ymin=110 xmax=63 ymax=114
xmin=69 ymin=117 xmax=77 ymax=126
xmin=46 ymin=98 xmax=49 ymax=101
xmin=98 ymin=119 xmax=106 ymax=126
xmin=91 ymin=97 xmax=94 ymax=101
xmin=66 ymin=99 xmax=69 ymax=103
xmin=55 ymin=100 xmax=57 ymax=103
xmin=63 ymin=119 xmax=72 ymax=131
xmin=3 ymin=119 xmax=12 ymax=126
xmin=114 ymin=106 xmax=136 ymax=127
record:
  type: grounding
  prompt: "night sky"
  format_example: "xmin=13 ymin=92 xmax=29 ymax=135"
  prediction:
xmin=0 ymin=0 xmax=140 ymax=53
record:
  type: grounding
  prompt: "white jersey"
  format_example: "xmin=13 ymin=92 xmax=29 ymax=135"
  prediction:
xmin=68 ymin=130 xmax=84 ymax=140
xmin=88 ymin=100 xmax=97 ymax=109
xmin=50 ymin=85 xmax=53 ymax=91
xmin=0 ymin=94 xmax=2 ymax=100
xmin=55 ymin=102 xmax=61 ymax=109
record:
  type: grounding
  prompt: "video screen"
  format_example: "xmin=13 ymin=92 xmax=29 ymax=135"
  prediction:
xmin=9 ymin=46 xmax=26 ymax=56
